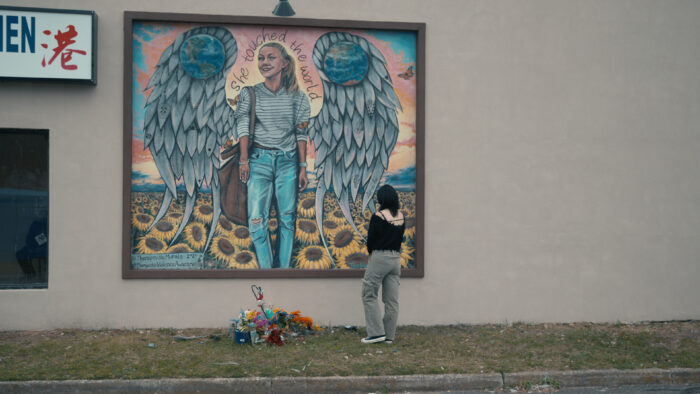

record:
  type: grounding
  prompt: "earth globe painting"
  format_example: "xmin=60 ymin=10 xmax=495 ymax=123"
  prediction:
xmin=179 ymin=34 xmax=226 ymax=79
xmin=323 ymin=41 xmax=369 ymax=86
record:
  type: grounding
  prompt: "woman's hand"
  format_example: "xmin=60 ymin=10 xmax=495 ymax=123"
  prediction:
xmin=239 ymin=161 xmax=250 ymax=183
xmin=298 ymin=167 xmax=308 ymax=190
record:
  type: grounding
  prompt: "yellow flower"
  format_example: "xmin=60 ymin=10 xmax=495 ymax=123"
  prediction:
xmin=184 ymin=222 xmax=207 ymax=251
xmin=269 ymin=217 xmax=278 ymax=232
xmin=166 ymin=211 xmax=184 ymax=226
xmin=167 ymin=243 xmax=194 ymax=253
xmin=216 ymin=216 xmax=235 ymax=236
xmin=148 ymin=219 xmax=178 ymax=241
xmin=136 ymin=236 xmax=167 ymax=254
xmin=400 ymin=244 xmax=415 ymax=268
xmin=358 ymin=222 xmax=369 ymax=238
xmin=170 ymin=202 xmax=183 ymax=213
xmin=322 ymin=220 xmax=345 ymax=237
xmin=230 ymin=250 xmax=259 ymax=269
xmin=231 ymin=226 xmax=252 ymax=248
xmin=193 ymin=203 xmax=214 ymax=223
xmin=297 ymin=197 xmax=315 ymax=218
xmin=210 ymin=235 xmax=237 ymax=266
xmin=403 ymin=216 xmax=416 ymax=240
xmin=295 ymin=245 xmax=332 ymax=269
xmin=336 ymin=251 xmax=369 ymax=269
xmin=132 ymin=213 xmax=154 ymax=232
xmin=146 ymin=202 xmax=160 ymax=216
xmin=295 ymin=219 xmax=321 ymax=245
xmin=328 ymin=229 xmax=362 ymax=260
xmin=328 ymin=209 xmax=347 ymax=225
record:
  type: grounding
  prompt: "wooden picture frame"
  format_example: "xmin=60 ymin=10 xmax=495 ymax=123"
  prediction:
xmin=123 ymin=11 xmax=424 ymax=279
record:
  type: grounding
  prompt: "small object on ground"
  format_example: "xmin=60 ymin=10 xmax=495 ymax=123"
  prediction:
xmin=173 ymin=335 xmax=207 ymax=341
xmin=212 ymin=361 xmax=239 ymax=365
xmin=234 ymin=330 xmax=250 ymax=344
xmin=344 ymin=325 xmax=357 ymax=331
xmin=209 ymin=334 xmax=222 ymax=341
xmin=361 ymin=335 xmax=386 ymax=344
xmin=267 ymin=328 xmax=285 ymax=346
xmin=147 ymin=343 xmax=157 ymax=348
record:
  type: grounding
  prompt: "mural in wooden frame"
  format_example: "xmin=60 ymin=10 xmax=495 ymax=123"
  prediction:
xmin=123 ymin=12 xmax=424 ymax=278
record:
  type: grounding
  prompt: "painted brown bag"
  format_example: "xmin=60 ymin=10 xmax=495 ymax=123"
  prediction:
xmin=218 ymin=86 xmax=255 ymax=225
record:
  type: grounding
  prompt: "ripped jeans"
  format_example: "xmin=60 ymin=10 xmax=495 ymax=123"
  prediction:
xmin=247 ymin=148 xmax=298 ymax=268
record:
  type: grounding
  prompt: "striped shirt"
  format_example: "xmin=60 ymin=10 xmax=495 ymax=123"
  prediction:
xmin=235 ymin=83 xmax=311 ymax=152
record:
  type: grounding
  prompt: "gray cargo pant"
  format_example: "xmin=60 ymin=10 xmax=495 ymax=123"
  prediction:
xmin=362 ymin=250 xmax=401 ymax=340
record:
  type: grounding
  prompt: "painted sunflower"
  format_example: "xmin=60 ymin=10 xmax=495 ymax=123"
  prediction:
xmin=295 ymin=219 xmax=321 ymax=245
xmin=231 ymin=226 xmax=252 ymax=249
xmin=358 ymin=221 xmax=369 ymax=238
xmin=193 ymin=203 xmax=214 ymax=223
xmin=229 ymin=250 xmax=259 ymax=269
xmin=400 ymin=244 xmax=415 ymax=269
xmin=167 ymin=243 xmax=194 ymax=253
xmin=328 ymin=228 xmax=362 ymax=259
xmin=170 ymin=202 xmax=183 ymax=212
xmin=403 ymin=216 xmax=416 ymax=239
xmin=322 ymin=220 xmax=344 ymax=237
xmin=146 ymin=202 xmax=160 ymax=216
xmin=197 ymin=193 xmax=212 ymax=205
xmin=166 ymin=211 xmax=184 ymax=225
xmin=336 ymin=251 xmax=369 ymax=269
xmin=328 ymin=209 xmax=347 ymax=225
xmin=210 ymin=236 xmax=237 ymax=266
xmin=269 ymin=218 xmax=278 ymax=244
xmin=297 ymin=197 xmax=315 ymax=218
xmin=216 ymin=216 xmax=235 ymax=236
xmin=132 ymin=213 xmax=154 ymax=232
xmin=149 ymin=219 xmax=178 ymax=241
xmin=184 ymin=222 xmax=207 ymax=251
xmin=136 ymin=236 xmax=167 ymax=254
xmin=295 ymin=245 xmax=332 ymax=270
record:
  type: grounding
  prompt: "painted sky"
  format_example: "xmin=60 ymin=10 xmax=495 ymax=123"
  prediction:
xmin=132 ymin=22 xmax=417 ymax=189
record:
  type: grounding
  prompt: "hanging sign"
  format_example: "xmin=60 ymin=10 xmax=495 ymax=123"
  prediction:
xmin=0 ymin=6 xmax=96 ymax=84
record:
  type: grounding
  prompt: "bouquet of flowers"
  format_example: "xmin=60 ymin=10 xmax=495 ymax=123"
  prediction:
xmin=230 ymin=285 xmax=322 ymax=346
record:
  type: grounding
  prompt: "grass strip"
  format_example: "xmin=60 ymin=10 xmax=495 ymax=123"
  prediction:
xmin=0 ymin=321 xmax=698 ymax=381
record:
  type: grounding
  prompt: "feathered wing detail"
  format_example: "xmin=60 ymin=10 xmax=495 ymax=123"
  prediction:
xmin=142 ymin=26 xmax=237 ymax=254
xmin=309 ymin=32 xmax=402 ymax=264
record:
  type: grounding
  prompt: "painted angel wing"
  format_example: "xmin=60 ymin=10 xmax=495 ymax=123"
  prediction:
xmin=309 ymin=32 xmax=402 ymax=260
xmin=142 ymin=26 xmax=237 ymax=246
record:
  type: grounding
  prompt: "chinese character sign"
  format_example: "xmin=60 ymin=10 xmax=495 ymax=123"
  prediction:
xmin=0 ymin=7 xmax=95 ymax=82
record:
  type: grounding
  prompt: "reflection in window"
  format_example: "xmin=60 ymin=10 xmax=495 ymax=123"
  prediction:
xmin=0 ymin=129 xmax=49 ymax=289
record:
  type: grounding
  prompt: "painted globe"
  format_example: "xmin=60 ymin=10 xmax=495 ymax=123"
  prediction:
xmin=323 ymin=41 xmax=369 ymax=86
xmin=179 ymin=34 xmax=225 ymax=79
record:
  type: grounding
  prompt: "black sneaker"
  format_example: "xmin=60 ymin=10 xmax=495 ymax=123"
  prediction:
xmin=361 ymin=335 xmax=386 ymax=344
xmin=384 ymin=339 xmax=393 ymax=344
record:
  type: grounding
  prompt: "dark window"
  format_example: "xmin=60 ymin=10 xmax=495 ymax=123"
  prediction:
xmin=0 ymin=129 xmax=49 ymax=289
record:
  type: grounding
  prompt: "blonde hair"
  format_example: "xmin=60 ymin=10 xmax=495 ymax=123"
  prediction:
xmin=260 ymin=42 xmax=299 ymax=93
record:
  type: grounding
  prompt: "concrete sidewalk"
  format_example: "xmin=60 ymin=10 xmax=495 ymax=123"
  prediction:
xmin=1 ymin=368 xmax=698 ymax=393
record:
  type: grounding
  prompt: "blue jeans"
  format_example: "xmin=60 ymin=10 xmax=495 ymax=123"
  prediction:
xmin=247 ymin=148 xmax=298 ymax=268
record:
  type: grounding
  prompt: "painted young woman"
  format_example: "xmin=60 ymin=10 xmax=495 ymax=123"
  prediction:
xmin=234 ymin=42 xmax=311 ymax=268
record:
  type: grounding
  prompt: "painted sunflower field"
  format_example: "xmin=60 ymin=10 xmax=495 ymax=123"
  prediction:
xmin=130 ymin=190 xmax=416 ymax=270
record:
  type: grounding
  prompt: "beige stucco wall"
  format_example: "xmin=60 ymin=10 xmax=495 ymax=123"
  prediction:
xmin=1 ymin=0 xmax=699 ymax=330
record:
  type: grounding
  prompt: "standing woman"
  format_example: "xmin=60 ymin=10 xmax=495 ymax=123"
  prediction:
xmin=235 ymin=42 xmax=311 ymax=268
xmin=361 ymin=184 xmax=405 ymax=344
